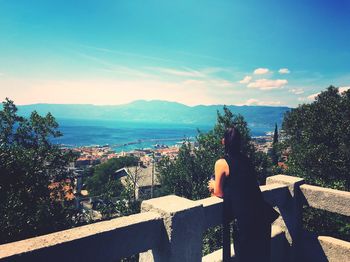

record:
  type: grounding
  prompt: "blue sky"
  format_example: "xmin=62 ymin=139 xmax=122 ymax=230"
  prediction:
xmin=0 ymin=0 xmax=349 ymax=107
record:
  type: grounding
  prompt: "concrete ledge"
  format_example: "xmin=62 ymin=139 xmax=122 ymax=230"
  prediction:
xmin=300 ymin=184 xmax=350 ymax=216
xmin=141 ymin=195 xmax=201 ymax=215
xmin=197 ymin=185 xmax=288 ymax=230
xmin=197 ymin=184 xmax=288 ymax=231
xmin=0 ymin=212 xmax=163 ymax=262
xmin=318 ymin=236 xmax=350 ymax=262
xmin=261 ymin=183 xmax=289 ymax=207
xmin=266 ymin=175 xmax=304 ymax=197
xmin=140 ymin=195 xmax=204 ymax=262
xmin=196 ymin=197 xmax=223 ymax=229
xmin=1 ymin=176 xmax=347 ymax=262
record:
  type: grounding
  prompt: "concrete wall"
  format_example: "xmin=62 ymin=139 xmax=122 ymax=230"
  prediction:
xmin=266 ymin=175 xmax=350 ymax=262
xmin=0 ymin=175 xmax=349 ymax=262
xmin=300 ymin=184 xmax=350 ymax=216
xmin=0 ymin=212 xmax=163 ymax=262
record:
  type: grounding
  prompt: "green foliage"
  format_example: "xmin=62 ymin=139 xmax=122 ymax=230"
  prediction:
xmin=303 ymin=207 xmax=350 ymax=242
xmin=282 ymin=86 xmax=350 ymax=241
xmin=202 ymin=226 xmax=224 ymax=256
xmin=85 ymin=156 xmax=140 ymax=219
xmin=270 ymin=123 xmax=279 ymax=165
xmin=157 ymin=106 xmax=273 ymax=255
xmin=85 ymin=156 xmax=138 ymax=197
xmin=273 ymin=123 xmax=279 ymax=144
xmin=0 ymin=98 xmax=78 ymax=244
xmin=283 ymin=86 xmax=350 ymax=190
xmin=157 ymin=106 xmax=272 ymax=200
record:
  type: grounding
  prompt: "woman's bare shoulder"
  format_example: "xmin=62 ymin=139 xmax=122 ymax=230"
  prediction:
xmin=215 ymin=158 xmax=228 ymax=167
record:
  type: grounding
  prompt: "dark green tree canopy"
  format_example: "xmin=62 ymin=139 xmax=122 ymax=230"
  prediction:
xmin=273 ymin=123 xmax=278 ymax=144
xmin=283 ymin=86 xmax=350 ymax=190
xmin=157 ymin=106 xmax=271 ymax=200
xmin=270 ymin=123 xmax=279 ymax=166
xmin=85 ymin=156 xmax=139 ymax=197
xmin=0 ymin=98 xmax=77 ymax=244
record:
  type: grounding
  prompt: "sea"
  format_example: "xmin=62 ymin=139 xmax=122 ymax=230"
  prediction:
xmin=54 ymin=118 xmax=271 ymax=152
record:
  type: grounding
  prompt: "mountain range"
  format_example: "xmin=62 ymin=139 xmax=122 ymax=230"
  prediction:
xmin=17 ymin=100 xmax=290 ymax=130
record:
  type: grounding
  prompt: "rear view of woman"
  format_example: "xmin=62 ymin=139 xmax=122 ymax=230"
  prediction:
xmin=208 ymin=127 xmax=273 ymax=262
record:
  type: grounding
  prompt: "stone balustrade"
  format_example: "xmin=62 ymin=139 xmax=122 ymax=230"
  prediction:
xmin=0 ymin=175 xmax=349 ymax=262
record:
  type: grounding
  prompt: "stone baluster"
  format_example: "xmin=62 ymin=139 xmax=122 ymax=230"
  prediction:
xmin=139 ymin=195 xmax=204 ymax=262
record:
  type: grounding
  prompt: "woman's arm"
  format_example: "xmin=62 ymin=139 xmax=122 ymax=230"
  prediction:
xmin=208 ymin=159 xmax=228 ymax=198
xmin=214 ymin=159 xmax=226 ymax=197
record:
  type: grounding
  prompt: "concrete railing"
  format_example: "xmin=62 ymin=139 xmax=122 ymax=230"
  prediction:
xmin=0 ymin=175 xmax=349 ymax=262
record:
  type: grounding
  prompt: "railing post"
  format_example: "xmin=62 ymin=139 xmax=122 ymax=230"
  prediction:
xmin=139 ymin=195 xmax=204 ymax=262
xmin=266 ymin=175 xmax=305 ymax=262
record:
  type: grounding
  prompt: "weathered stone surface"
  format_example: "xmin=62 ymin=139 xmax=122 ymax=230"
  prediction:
xmin=318 ymin=236 xmax=350 ymax=262
xmin=140 ymin=195 xmax=204 ymax=262
xmin=300 ymin=184 xmax=350 ymax=216
xmin=261 ymin=183 xmax=289 ymax=207
xmin=141 ymin=195 xmax=201 ymax=215
xmin=196 ymin=197 xmax=223 ymax=229
xmin=266 ymin=175 xmax=305 ymax=197
xmin=266 ymin=175 xmax=305 ymax=262
xmin=299 ymin=230 xmax=350 ymax=262
xmin=0 ymin=212 xmax=162 ymax=262
xmin=1 ymin=176 xmax=349 ymax=262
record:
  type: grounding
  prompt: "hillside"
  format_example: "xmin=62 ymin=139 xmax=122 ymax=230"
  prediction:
xmin=17 ymin=100 xmax=290 ymax=129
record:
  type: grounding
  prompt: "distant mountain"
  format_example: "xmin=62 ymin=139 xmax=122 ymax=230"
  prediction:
xmin=17 ymin=100 xmax=291 ymax=130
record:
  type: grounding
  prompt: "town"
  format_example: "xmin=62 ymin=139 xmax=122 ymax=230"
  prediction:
xmin=65 ymin=131 xmax=287 ymax=221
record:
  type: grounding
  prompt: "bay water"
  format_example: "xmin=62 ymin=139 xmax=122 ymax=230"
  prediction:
xmin=55 ymin=118 xmax=269 ymax=152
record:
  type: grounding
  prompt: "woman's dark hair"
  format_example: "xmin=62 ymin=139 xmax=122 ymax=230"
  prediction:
xmin=224 ymin=126 xmax=241 ymax=157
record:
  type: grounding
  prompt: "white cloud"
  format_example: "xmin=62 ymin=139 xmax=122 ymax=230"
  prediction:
xmin=307 ymin=92 xmax=320 ymax=101
xmin=240 ymin=98 xmax=281 ymax=106
xmin=298 ymin=87 xmax=350 ymax=103
xmin=298 ymin=92 xmax=321 ymax=102
xmin=247 ymin=79 xmax=288 ymax=90
xmin=239 ymin=76 xmax=252 ymax=84
xmin=339 ymin=86 xmax=350 ymax=93
xmin=289 ymin=88 xmax=304 ymax=95
xmin=253 ymin=68 xmax=269 ymax=75
xmin=278 ymin=68 xmax=290 ymax=74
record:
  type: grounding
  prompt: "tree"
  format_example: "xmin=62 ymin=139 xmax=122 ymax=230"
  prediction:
xmin=0 ymin=98 xmax=78 ymax=244
xmin=125 ymin=165 xmax=143 ymax=201
xmin=270 ymin=123 xmax=279 ymax=165
xmin=157 ymin=106 xmax=271 ymax=200
xmin=283 ymin=86 xmax=350 ymax=190
xmin=85 ymin=156 xmax=138 ymax=197
xmin=85 ymin=156 xmax=139 ymax=219
xmin=157 ymin=106 xmax=273 ymax=255
xmin=282 ymin=86 xmax=350 ymax=241
xmin=273 ymin=123 xmax=279 ymax=144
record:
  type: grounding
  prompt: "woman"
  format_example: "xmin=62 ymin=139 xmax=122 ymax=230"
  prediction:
xmin=208 ymin=127 xmax=272 ymax=262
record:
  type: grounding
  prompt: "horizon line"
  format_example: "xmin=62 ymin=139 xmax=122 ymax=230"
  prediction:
xmin=8 ymin=99 xmax=292 ymax=108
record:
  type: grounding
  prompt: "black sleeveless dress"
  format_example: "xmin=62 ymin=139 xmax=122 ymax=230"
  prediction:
xmin=222 ymin=154 xmax=271 ymax=262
